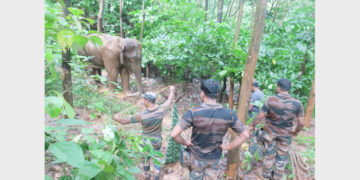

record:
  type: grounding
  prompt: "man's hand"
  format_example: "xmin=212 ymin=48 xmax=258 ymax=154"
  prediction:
xmin=292 ymin=131 xmax=299 ymax=138
xmin=220 ymin=144 xmax=230 ymax=151
xmin=185 ymin=140 xmax=194 ymax=147
xmin=248 ymin=126 xmax=255 ymax=134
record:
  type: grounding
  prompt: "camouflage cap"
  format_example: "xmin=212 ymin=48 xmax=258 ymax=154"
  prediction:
xmin=142 ymin=91 xmax=156 ymax=103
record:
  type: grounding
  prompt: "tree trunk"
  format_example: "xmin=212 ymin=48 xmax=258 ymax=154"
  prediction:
xmin=226 ymin=0 xmax=268 ymax=179
xmin=272 ymin=0 xmax=281 ymax=23
xmin=140 ymin=0 xmax=145 ymax=43
xmin=62 ymin=49 xmax=73 ymax=106
xmin=61 ymin=0 xmax=73 ymax=106
xmin=97 ymin=0 xmax=105 ymax=32
xmin=228 ymin=77 xmax=234 ymax=109
xmin=198 ymin=0 xmax=202 ymax=7
xmin=212 ymin=0 xmax=217 ymax=20
xmin=119 ymin=0 xmax=123 ymax=37
xmin=232 ymin=0 xmax=244 ymax=49
xmin=298 ymin=53 xmax=308 ymax=79
xmin=250 ymin=0 xmax=256 ymax=32
xmin=224 ymin=0 xmax=234 ymax=21
xmin=304 ymin=80 xmax=315 ymax=127
xmin=217 ymin=0 xmax=224 ymax=23
xmin=204 ymin=0 xmax=209 ymax=21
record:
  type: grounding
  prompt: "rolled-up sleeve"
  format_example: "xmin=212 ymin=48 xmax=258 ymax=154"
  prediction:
xmin=229 ymin=112 xmax=246 ymax=134
xmin=261 ymin=98 xmax=270 ymax=113
xmin=177 ymin=110 xmax=193 ymax=130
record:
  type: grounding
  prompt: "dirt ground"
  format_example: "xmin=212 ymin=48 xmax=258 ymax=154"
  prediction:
xmin=45 ymin=76 xmax=315 ymax=180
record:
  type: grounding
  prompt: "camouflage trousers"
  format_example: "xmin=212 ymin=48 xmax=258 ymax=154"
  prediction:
xmin=142 ymin=136 xmax=162 ymax=180
xmin=261 ymin=129 xmax=292 ymax=180
xmin=189 ymin=155 xmax=220 ymax=180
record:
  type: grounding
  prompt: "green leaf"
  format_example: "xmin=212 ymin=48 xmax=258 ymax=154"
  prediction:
xmin=84 ymin=135 xmax=96 ymax=144
xmin=68 ymin=7 xmax=84 ymax=17
xmin=57 ymin=30 xmax=74 ymax=52
xmin=103 ymin=126 xmax=114 ymax=142
xmin=56 ymin=119 xmax=90 ymax=126
xmin=73 ymin=35 xmax=89 ymax=48
xmin=49 ymin=141 xmax=84 ymax=168
xmin=128 ymin=166 xmax=141 ymax=174
xmin=89 ymin=35 xmax=103 ymax=48
xmin=45 ymin=96 xmax=63 ymax=118
xmin=81 ymin=128 xmax=94 ymax=134
xmin=77 ymin=161 xmax=102 ymax=179
xmin=64 ymin=102 xmax=75 ymax=119
xmin=45 ymin=175 xmax=52 ymax=180
xmin=90 ymin=150 xmax=113 ymax=164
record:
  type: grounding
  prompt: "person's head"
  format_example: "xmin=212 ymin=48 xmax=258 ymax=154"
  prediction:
xmin=276 ymin=78 xmax=291 ymax=93
xmin=252 ymin=81 xmax=259 ymax=92
xmin=200 ymin=79 xmax=219 ymax=102
xmin=142 ymin=92 xmax=156 ymax=108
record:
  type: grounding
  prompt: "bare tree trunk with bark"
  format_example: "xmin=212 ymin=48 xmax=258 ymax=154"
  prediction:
xmin=304 ymin=80 xmax=315 ymax=127
xmin=217 ymin=0 xmax=224 ymax=23
xmin=226 ymin=0 xmax=268 ymax=179
xmin=97 ymin=0 xmax=105 ymax=32
xmin=250 ymin=0 xmax=256 ymax=32
xmin=119 ymin=0 xmax=124 ymax=37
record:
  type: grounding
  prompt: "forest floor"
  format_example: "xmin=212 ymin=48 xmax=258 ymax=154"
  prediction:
xmin=45 ymin=75 xmax=315 ymax=180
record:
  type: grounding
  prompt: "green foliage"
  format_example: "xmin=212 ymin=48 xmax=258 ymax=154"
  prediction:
xmin=165 ymin=104 xmax=181 ymax=163
xmin=45 ymin=101 xmax=161 ymax=180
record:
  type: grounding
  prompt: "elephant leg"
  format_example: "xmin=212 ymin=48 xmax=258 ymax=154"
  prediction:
xmin=107 ymin=67 xmax=119 ymax=90
xmin=120 ymin=67 xmax=130 ymax=94
xmin=92 ymin=68 xmax=101 ymax=84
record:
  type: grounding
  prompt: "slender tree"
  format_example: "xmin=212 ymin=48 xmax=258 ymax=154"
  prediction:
xmin=304 ymin=80 xmax=315 ymax=127
xmin=97 ymin=0 xmax=105 ymax=32
xmin=119 ymin=0 xmax=124 ymax=37
xmin=228 ymin=0 xmax=245 ymax=109
xmin=224 ymin=0 xmax=234 ymax=21
xmin=232 ymin=0 xmax=245 ymax=49
xmin=61 ymin=0 xmax=73 ymax=106
xmin=217 ymin=0 xmax=224 ymax=23
xmin=226 ymin=0 xmax=268 ymax=179
xmin=216 ymin=0 xmax=226 ymax=102
xmin=204 ymin=0 xmax=209 ymax=21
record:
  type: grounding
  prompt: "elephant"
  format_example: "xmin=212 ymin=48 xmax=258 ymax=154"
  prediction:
xmin=77 ymin=34 xmax=114 ymax=78
xmin=77 ymin=34 xmax=143 ymax=96
xmin=101 ymin=37 xmax=143 ymax=96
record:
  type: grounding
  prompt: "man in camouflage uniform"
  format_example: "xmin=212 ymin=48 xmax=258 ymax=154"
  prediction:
xmin=249 ymin=79 xmax=305 ymax=180
xmin=171 ymin=79 xmax=249 ymax=180
xmin=114 ymin=86 xmax=175 ymax=180
xmin=248 ymin=80 xmax=264 ymax=119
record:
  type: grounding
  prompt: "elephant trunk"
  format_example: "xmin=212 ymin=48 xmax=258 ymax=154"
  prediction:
xmin=133 ymin=64 xmax=143 ymax=94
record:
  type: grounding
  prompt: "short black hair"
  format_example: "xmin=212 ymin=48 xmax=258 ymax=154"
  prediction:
xmin=277 ymin=78 xmax=291 ymax=91
xmin=252 ymin=82 xmax=259 ymax=87
xmin=200 ymin=79 xmax=219 ymax=99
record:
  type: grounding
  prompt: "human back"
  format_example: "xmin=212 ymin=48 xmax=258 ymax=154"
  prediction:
xmin=182 ymin=103 xmax=241 ymax=159
xmin=263 ymin=93 xmax=304 ymax=135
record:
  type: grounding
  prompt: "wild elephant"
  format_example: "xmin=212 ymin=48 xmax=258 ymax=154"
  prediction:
xmin=77 ymin=34 xmax=114 ymax=77
xmin=78 ymin=34 xmax=143 ymax=96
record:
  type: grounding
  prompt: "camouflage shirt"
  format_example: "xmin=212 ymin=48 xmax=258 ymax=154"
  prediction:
xmin=177 ymin=103 xmax=246 ymax=160
xmin=261 ymin=93 xmax=304 ymax=136
xmin=130 ymin=104 xmax=169 ymax=138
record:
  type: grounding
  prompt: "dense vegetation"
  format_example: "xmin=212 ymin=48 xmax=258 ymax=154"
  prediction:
xmin=45 ymin=0 xmax=315 ymax=179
